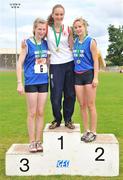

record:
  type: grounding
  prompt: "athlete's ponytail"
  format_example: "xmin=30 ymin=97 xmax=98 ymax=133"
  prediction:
xmin=47 ymin=14 xmax=54 ymax=26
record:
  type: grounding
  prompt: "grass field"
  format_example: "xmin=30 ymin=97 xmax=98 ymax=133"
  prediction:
xmin=0 ymin=71 xmax=123 ymax=180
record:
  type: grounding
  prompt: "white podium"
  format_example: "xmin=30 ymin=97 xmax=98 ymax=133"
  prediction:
xmin=6 ymin=123 xmax=119 ymax=176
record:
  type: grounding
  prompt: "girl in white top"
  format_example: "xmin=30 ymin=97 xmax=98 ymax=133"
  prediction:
xmin=47 ymin=24 xmax=73 ymax=64
xmin=47 ymin=4 xmax=75 ymax=129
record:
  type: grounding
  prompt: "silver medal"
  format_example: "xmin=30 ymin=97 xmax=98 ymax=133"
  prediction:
xmin=77 ymin=60 xmax=81 ymax=64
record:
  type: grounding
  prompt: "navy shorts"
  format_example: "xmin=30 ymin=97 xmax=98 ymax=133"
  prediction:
xmin=75 ymin=69 xmax=94 ymax=85
xmin=25 ymin=83 xmax=48 ymax=93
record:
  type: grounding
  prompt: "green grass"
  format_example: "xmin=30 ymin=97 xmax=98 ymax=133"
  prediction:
xmin=0 ymin=71 xmax=123 ymax=180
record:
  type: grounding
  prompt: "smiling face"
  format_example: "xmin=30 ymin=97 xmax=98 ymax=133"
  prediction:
xmin=52 ymin=7 xmax=65 ymax=25
xmin=73 ymin=20 xmax=85 ymax=37
xmin=34 ymin=22 xmax=47 ymax=40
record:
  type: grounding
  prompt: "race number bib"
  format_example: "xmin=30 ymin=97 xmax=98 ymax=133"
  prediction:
xmin=34 ymin=58 xmax=48 ymax=74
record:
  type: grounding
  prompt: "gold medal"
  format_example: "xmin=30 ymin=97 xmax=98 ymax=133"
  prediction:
xmin=56 ymin=48 xmax=60 ymax=52
xmin=52 ymin=24 xmax=62 ymax=53
xmin=77 ymin=60 xmax=81 ymax=64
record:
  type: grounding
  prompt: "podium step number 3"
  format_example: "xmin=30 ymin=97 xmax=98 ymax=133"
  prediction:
xmin=6 ymin=123 xmax=119 ymax=176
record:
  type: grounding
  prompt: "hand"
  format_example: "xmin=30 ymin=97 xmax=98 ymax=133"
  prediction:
xmin=92 ymin=78 xmax=98 ymax=88
xmin=17 ymin=83 xmax=24 ymax=95
xmin=35 ymin=58 xmax=47 ymax=65
xmin=21 ymin=40 xmax=26 ymax=49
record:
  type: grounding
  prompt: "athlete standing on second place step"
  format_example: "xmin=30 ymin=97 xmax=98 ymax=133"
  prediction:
xmin=73 ymin=17 xmax=99 ymax=142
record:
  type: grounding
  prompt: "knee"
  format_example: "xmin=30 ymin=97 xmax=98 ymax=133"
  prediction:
xmin=87 ymin=101 xmax=95 ymax=111
xmin=66 ymin=94 xmax=75 ymax=101
xmin=28 ymin=111 xmax=36 ymax=119
xmin=79 ymin=102 xmax=87 ymax=111
xmin=37 ymin=110 xmax=44 ymax=117
xmin=52 ymin=96 xmax=61 ymax=107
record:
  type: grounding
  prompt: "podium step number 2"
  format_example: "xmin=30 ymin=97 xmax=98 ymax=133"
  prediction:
xmin=6 ymin=123 xmax=119 ymax=176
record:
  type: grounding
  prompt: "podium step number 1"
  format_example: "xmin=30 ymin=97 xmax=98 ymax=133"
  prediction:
xmin=6 ymin=123 xmax=119 ymax=176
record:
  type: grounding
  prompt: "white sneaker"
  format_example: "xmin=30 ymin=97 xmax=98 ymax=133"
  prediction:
xmin=84 ymin=132 xmax=97 ymax=143
xmin=36 ymin=141 xmax=43 ymax=152
xmin=81 ymin=131 xmax=90 ymax=141
xmin=29 ymin=141 xmax=37 ymax=153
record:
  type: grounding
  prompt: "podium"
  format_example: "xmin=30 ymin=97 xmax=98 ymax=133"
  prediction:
xmin=6 ymin=124 xmax=119 ymax=176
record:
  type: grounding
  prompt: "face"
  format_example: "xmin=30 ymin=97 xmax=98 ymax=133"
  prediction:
xmin=34 ymin=23 xmax=47 ymax=39
xmin=74 ymin=20 xmax=85 ymax=37
xmin=52 ymin=7 xmax=64 ymax=25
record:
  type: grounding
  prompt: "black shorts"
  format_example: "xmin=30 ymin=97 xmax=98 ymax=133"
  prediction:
xmin=75 ymin=69 xmax=94 ymax=85
xmin=25 ymin=83 xmax=48 ymax=93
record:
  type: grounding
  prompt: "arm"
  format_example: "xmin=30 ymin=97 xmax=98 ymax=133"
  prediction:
xmin=16 ymin=44 xmax=27 ymax=95
xmin=90 ymin=40 xmax=99 ymax=87
xmin=98 ymin=50 xmax=106 ymax=68
xmin=46 ymin=54 xmax=50 ymax=68
xmin=68 ymin=27 xmax=74 ymax=50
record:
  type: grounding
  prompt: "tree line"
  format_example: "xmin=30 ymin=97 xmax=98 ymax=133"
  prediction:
xmin=106 ymin=25 xmax=123 ymax=66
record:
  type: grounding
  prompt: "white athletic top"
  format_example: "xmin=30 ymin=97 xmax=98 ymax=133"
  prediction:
xmin=47 ymin=25 xmax=73 ymax=64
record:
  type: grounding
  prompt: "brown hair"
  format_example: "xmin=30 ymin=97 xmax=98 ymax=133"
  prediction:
xmin=33 ymin=18 xmax=47 ymax=35
xmin=73 ymin=17 xmax=89 ymax=35
xmin=47 ymin=4 xmax=65 ymax=26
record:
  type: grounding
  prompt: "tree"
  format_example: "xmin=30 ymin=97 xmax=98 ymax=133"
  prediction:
xmin=106 ymin=25 xmax=123 ymax=66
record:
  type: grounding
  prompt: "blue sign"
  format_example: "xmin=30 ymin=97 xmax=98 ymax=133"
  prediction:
xmin=56 ymin=160 xmax=70 ymax=168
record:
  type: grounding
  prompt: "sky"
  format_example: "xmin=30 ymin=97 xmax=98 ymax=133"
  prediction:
xmin=0 ymin=0 xmax=123 ymax=57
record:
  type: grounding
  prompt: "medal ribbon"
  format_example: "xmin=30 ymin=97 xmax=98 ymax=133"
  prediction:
xmin=76 ymin=38 xmax=81 ymax=59
xmin=33 ymin=36 xmax=42 ymax=58
xmin=52 ymin=24 xmax=62 ymax=48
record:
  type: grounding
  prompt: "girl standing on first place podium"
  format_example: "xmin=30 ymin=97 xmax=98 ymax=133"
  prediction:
xmin=17 ymin=18 xmax=48 ymax=152
xmin=73 ymin=17 xmax=99 ymax=142
xmin=47 ymin=4 xmax=76 ymax=129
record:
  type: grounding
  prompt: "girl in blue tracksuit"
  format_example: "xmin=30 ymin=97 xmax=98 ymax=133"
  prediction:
xmin=73 ymin=17 xmax=99 ymax=142
xmin=17 ymin=18 xmax=48 ymax=152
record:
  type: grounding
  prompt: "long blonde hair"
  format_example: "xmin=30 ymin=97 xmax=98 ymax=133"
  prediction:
xmin=73 ymin=17 xmax=88 ymax=35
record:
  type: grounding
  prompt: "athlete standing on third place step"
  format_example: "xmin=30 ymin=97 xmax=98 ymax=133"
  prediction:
xmin=17 ymin=18 xmax=48 ymax=152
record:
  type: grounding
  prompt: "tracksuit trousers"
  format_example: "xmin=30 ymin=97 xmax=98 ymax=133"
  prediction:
xmin=50 ymin=61 xmax=76 ymax=125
